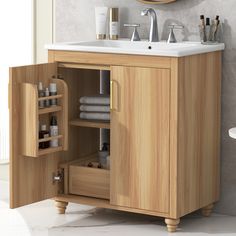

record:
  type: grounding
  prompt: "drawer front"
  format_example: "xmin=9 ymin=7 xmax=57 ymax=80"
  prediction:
xmin=69 ymin=166 xmax=110 ymax=199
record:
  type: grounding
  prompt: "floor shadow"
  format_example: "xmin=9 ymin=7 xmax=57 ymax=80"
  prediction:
xmin=50 ymin=208 xmax=236 ymax=234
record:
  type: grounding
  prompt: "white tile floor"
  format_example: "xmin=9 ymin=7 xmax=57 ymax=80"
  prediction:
xmin=1 ymin=180 xmax=236 ymax=236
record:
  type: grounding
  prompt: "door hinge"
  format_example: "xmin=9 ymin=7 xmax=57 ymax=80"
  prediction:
xmin=52 ymin=169 xmax=64 ymax=184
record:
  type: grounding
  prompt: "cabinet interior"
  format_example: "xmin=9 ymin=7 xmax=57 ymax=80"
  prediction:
xmin=58 ymin=66 xmax=111 ymax=200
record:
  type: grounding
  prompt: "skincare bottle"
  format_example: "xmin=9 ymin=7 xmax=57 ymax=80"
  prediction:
xmin=38 ymin=82 xmax=45 ymax=109
xmin=45 ymin=88 xmax=50 ymax=107
xmin=95 ymin=7 xmax=108 ymax=39
xmin=49 ymin=82 xmax=57 ymax=106
xmin=39 ymin=124 xmax=50 ymax=149
xmin=212 ymin=15 xmax=220 ymax=42
xmin=205 ymin=18 xmax=211 ymax=41
xmin=109 ymin=8 xmax=119 ymax=40
xmin=50 ymin=115 xmax=59 ymax=147
xmin=200 ymin=15 xmax=207 ymax=42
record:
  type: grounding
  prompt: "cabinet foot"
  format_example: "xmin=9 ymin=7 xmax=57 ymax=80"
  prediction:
xmin=55 ymin=200 xmax=68 ymax=214
xmin=201 ymin=203 xmax=214 ymax=217
xmin=165 ymin=218 xmax=180 ymax=233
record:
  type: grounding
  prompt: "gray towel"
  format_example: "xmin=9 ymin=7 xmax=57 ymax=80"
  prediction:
xmin=80 ymin=112 xmax=110 ymax=121
xmin=80 ymin=105 xmax=110 ymax=113
xmin=80 ymin=95 xmax=110 ymax=105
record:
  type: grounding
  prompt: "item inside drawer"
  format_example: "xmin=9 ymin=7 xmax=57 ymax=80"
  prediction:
xmin=69 ymin=154 xmax=110 ymax=200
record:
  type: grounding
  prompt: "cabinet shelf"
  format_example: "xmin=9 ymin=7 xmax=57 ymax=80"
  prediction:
xmin=38 ymin=146 xmax=63 ymax=156
xmin=38 ymin=106 xmax=62 ymax=115
xmin=70 ymin=119 xmax=110 ymax=129
xmin=21 ymin=78 xmax=68 ymax=158
xmin=38 ymin=94 xmax=63 ymax=101
xmin=38 ymin=135 xmax=63 ymax=143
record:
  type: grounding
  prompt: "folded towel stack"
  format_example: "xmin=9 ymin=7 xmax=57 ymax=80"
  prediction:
xmin=79 ymin=95 xmax=110 ymax=121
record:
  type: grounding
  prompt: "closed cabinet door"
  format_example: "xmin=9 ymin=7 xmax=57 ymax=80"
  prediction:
xmin=110 ymin=66 xmax=170 ymax=214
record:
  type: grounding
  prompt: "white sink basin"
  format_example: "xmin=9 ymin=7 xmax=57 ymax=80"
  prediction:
xmin=46 ymin=40 xmax=225 ymax=57
xmin=229 ymin=128 xmax=236 ymax=139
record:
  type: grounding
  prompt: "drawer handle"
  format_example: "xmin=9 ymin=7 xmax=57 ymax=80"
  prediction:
xmin=110 ymin=80 xmax=114 ymax=110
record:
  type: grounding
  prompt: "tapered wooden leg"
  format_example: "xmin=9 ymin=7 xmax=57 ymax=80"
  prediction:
xmin=55 ymin=200 xmax=68 ymax=214
xmin=165 ymin=218 xmax=180 ymax=233
xmin=201 ymin=203 xmax=214 ymax=217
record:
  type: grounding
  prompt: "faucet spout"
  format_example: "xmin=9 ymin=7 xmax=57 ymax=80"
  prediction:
xmin=141 ymin=8 xmax=159 ymax=42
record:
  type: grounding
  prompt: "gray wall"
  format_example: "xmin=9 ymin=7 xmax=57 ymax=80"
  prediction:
xmin=55 ymin=0 xmax=236 ymax=216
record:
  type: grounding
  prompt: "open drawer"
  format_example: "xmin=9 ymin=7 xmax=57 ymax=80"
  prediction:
xmin=68 ymin=154 xmax=110 ymax=200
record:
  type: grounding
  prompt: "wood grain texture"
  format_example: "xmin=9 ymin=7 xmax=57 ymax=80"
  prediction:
xmin=58 ymin=63 xmax=110 ymax=71
xmin=38 ymin=106 xmax=62 ymax=115
xmin=38 ymin=94 xmax=63 ymax=101
xmin=38 ymin=146 xmax=63 ymax=156
xmin=51 ymin=78 xmax=69 ymax=151
xmin=165 ymin=218 xmax=180 ymax=233
xmin=55 ymin=200 xmax=68 ymax=214
xmin=38 ymin=135 xmax=63 ymax=143
xmin=69 ymin=164 xmax=110 ymax=199
xmin=55 ymin=194 xmax=169 ymax=217
xmin=169 ymin=52 xmax=222 ymax=218
xmin=58 ymin=67 xmax=101 ymax=163
xmin=110 ymin=66 xmax=170 ymax=214
xmin=21 ymin=78 xmax=68 ymax=157
xmin=10 ymin=63 xmax=64 ymax=208
xmin=201 ymin=203 xmax=214 ymax=217
xmin=21 ymin=83 xmax=38 ymax=157
xmin=70 ymin=119 xmax=110 ymax=129
xmin=169 ymin=58 xmax=179 ymax=218
xmin=49 ymin=50 xmax=171 ymax=69
xmin=10 ymin=49 xmax=222 ymax=225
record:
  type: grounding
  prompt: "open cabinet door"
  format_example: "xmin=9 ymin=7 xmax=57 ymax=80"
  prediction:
xmin=9 ymin=63 xmax=66 ymax=208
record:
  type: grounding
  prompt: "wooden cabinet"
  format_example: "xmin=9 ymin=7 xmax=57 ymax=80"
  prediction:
xmin=110 ymin=66 xmax=170 ymax=213
xmin=9 ymin=50 xmax=222 ymax=233
xmin=21 ymin=78 xmax=68 ymax=157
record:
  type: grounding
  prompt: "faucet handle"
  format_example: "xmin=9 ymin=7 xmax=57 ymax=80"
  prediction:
xmin=124 ymin=24 xmax=141 ymax=41
xmin=168 ymin=24 xmax=184 ymax=30
xmin=167 ymin=25 xmax=184 ymax=43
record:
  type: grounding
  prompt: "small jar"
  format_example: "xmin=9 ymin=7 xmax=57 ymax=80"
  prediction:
xmin=39 ymin=124 xmax=50 ymax=149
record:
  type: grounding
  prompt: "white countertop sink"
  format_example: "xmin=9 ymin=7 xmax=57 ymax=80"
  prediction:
xmin=46 ymin=40 xmax=225 ymax=57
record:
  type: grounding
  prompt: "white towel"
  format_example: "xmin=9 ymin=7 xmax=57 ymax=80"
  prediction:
xmin=80 ymin=105 xmax=110 ymax=113
xmin=80 ymin=112 xmax=110 ymax=121
xmin=80 ymin=95 xmax=110 ymax=105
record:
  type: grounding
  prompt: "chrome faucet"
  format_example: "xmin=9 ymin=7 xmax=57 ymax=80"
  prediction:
xmin=141 ymin=8 xmax=159 ymax=42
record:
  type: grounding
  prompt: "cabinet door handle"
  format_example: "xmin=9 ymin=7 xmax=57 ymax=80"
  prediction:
xmin=110 ymin=80 xmax=114 ymax=110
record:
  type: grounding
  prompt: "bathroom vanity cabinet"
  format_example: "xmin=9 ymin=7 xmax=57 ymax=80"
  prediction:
xmin=9 ymin=49 xmax=222 ymax=232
